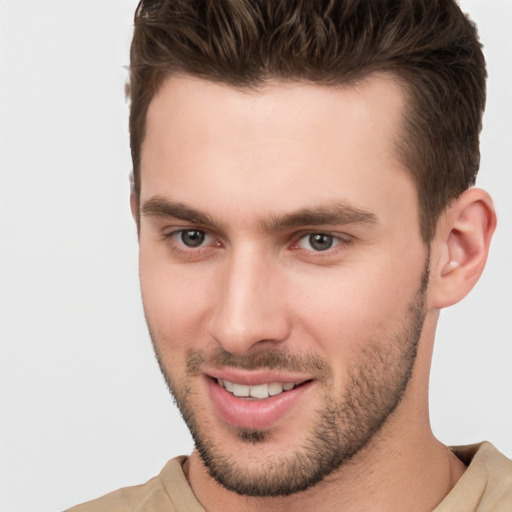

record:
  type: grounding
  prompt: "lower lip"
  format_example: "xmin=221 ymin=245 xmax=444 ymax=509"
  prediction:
xmin=207 ymin=378 xmax=312 ymax=430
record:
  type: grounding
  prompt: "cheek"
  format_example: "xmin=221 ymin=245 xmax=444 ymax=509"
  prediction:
xmin=292 ymin=254 xmax=423 ymax=360
xmin=139 ymin=247 xmax=214 ymax=349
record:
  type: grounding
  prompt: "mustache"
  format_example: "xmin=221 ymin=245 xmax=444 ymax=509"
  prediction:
xmin=186 ymin=347 xmax=331 ymax=378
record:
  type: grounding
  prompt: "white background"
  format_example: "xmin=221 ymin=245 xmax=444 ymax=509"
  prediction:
xmin=0 ymin=1 xmax=511 ymax=511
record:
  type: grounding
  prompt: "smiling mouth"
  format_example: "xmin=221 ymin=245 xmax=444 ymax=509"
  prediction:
xmin=215 ymin=378 xmax=309 ymax=399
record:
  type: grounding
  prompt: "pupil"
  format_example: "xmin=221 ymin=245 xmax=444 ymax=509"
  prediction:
xmin=309 ymin=233 xmax=333 ymax=251
xmin=181 ymin=230 xmax=205 ymax=247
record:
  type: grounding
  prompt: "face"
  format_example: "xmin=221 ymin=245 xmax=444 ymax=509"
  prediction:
xmin=138 ymin=75 xmax=430 ymax=496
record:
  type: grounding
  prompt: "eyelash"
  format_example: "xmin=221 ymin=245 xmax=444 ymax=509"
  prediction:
xmin=166 ymin=229 xmax=220 ymax=257
xmin=164 ymin=228 xmax=351 ymax=257
xmin=292 ymin=232 xmax=347 ymax=253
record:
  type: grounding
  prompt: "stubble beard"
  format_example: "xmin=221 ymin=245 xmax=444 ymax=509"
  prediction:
xmin=149 ymin=264 xmax=429 ymax=497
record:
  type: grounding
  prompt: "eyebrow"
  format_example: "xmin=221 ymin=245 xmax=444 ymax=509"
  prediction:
xmin=142 ymin=197 xmax=221 ymax=229
xmin=262 ymin=204 xmax=377 ymax=231
xmin=141 ymin=196 xmax=377 ymax=231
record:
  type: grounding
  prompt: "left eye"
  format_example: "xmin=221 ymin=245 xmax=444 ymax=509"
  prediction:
xmin=297 ymin=233 xmax=341 ymax=252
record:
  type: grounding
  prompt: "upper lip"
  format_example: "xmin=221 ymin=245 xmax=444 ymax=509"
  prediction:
xmin=205 ymin=368 xmax=313 ymax=386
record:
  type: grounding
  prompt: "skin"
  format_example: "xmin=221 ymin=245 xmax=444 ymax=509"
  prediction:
xmin=135 ymin=74 xmax=495 ymax=511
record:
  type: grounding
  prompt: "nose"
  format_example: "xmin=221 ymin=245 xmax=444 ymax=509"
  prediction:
xmin=208 ymin=246 xmax=291 ymax=354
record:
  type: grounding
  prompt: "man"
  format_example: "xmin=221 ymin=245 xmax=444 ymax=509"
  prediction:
xmin=68 ymin=0 xmax=512 ymax=510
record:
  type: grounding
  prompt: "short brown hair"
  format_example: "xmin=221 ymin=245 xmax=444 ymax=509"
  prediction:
xmin=128 ymin=0 xmax=486 ymax=242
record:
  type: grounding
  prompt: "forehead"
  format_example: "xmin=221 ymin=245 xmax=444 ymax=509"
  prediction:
xmin=140 ymin=74 xmax=415 ymax=227
xmin=143 ymin=74 xmax=406 ymax=156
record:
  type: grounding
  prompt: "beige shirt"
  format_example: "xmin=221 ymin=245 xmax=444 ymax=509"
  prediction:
xmin=434 ymin=443 xmax=512 ymax=511
xmin=66 ymin=442 xmax=512 ymax=511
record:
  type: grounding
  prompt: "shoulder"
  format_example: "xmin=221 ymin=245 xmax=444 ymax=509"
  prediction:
xmin=465 ymin=442 xmax=512 ymax=508
xmin=65 ymin=456 xmax=204 ymax=512
xmin=435 ymin=442 xmax=512 ymax=511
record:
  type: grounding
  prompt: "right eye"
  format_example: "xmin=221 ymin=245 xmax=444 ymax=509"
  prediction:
xmin=165 ymin=229 xmax=222 ymax=258
xmin=175 ymin=229 xmax=208 ymax=248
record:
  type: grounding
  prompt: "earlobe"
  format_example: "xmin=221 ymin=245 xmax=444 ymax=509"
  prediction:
xmin=430 ymin=188 xmax=496 ymax=309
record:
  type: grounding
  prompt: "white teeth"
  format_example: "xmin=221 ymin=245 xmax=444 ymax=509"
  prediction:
xmin=249 ymin=383 xmax=269 ymax=399
xmin=217 ymin=379 xmax=299 ymax=398
xmin=268 ymin=382 xmax=284 ymax=396
xmin=232 ymin=383 xmax=250 ymax=397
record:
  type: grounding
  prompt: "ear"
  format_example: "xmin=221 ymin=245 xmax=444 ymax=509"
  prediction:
xmin=429 ymin=188 xmax=496 ymax=309
xmin=129 ymin=172 xmax=140 ymax=235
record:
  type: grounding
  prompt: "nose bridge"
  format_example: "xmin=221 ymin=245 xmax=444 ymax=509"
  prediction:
xmin=209 ymin=243 xmax=289 ymax=353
